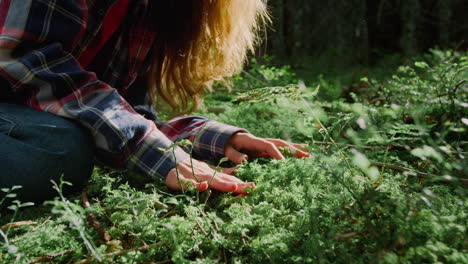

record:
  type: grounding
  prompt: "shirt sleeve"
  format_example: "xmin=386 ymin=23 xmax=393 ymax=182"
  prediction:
xmin=0 ymin=0 xmax=188 ymax=179
xmin=126 ymin=76 xmax=249 ymax=163
xmin=157 ymin=116 xmax=248 ymax=160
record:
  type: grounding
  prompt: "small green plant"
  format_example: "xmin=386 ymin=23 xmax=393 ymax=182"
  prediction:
xmin=46 ymin=179 xmax=103 ymax=262
xmin=0 ymin=186 xmax=34 ymax=262
xmin=228 ymin=55 xmax=298 ymax=90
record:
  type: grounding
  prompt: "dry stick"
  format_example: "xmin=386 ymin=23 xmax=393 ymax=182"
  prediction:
xmin=199 ymin=210 xmax=220 ymax=233
xmin=451 ymin=80 xmax=466 ymax=94
xmin=73 ymin=242 xmax=166 ymax=264
xmin=28 ymin=249 xmax=75 ymax=264
xmin=203 ymin=189 xmax=212 ymax=205
xmin=194 ymin=219 xmax=208 ymax=236
xmin=0 ymin=220 xmax=37 ymax=230
xmin=332 ymin=231 xmax=364 ymax=241
xmin=80 ymin=191 xmax=111 ymax=242
xmin=314 ymin=141 xmax=468 ymax=155
xmin=132 ymin=262 xmax=171 ymax=264
xmin=370 ymin=162 xmax=430 ymax=176
xmin=313 ymin=141 xmax=408 ymax=151
xmin=370 ymin=162 xmax=468 ymax=184
xmin=11 ymin=216 xmax=51 ymax=243
xmin=206 ymin=107 xmax=226 ymax=114
xmin=429 ymin=78 xmax=466 ymax=103
xmin=159 ymin=210 xmax=178 ymax=219
xmin=242 ymin=69 xmax=269 ymax=86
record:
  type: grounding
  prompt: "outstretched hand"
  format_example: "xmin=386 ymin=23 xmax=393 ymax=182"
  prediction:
xmin=166 ymin=133 xmax=310 ymax=194
xmin=224 ymin=132 xmax=311 ymax=164
xmin=166 ymin=158 xmax=254 ymax=194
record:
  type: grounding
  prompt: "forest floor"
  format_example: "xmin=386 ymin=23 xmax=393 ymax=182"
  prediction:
xmin=1 ymin=49 xmax=467 ymax=263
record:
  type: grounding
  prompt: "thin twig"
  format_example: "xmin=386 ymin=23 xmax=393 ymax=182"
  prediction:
xmin=195 ymin=219 xmax=208 ymax=235
xmin=203 ymin=189 xmax=212 ymax=205
xmin=371 ymin=162 xmax=433 ymax=177
xmin=0 ymin=221 xmax=37 ymax=230
xmin=313 ymin=141 xmax=408 ymax=151
xmin=314 ymin=141 xmax=467 ymax=155
xmin=73 ymin=242 xmax=165 ymax=264
xmin=452 ymin=80 xmax=466 ymax=93
xmin=371 ymin=162 xmax=468 ymax=184
xmin=242 ymin=69 xmax=269 ymax=86
xmin=206 ymin=107 xmax=226 ymax=113
xmin=438 ymin=90 xmax=467 ymax=97
xmin=80 ymin=191 xmax=110 ymax=242
xmin=133 ymin=261 xmax=172 ymax=264
xmin=11 ymin=216 xmax=51 ymax=243
xmin=333 ymin=231 xmax=364 ymax=241
xmin=28 ymin=249 xmax=75 ymax=264
xmin=159 ymin=210 xmax=178 ymax=219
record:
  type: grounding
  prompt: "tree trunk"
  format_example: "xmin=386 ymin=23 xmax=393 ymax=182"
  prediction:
xmin=437 ymin=0 xmax=451 ymax=47
xmin=400 ymin=0 xmax=420 ymax=56
xmin=354 ymin=0 xmax=369 ymax=65
xmin=333 ymin=1 xmax=348 ymax=63
xmin=271 ymin=0 xmax=286 ymax=59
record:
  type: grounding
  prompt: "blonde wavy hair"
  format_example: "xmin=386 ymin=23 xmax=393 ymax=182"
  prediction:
xmin=148 ymin=0 xmax=269 ymax=116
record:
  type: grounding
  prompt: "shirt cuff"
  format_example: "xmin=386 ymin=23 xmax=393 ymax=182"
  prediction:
xmin=126 ymin=129 xmax=190 ymax=179
xmin=192 ymin=120 xmax=248 ymax=160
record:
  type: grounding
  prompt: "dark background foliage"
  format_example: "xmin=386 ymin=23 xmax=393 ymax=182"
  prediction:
xmin=264 ymin=0 xmax=468 ymax=66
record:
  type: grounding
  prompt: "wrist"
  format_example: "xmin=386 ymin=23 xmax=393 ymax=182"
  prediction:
xmin=192 ymin=120 xmax=248 ymax=160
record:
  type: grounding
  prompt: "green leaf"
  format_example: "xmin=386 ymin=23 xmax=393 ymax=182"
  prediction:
xmin=352 ymin=150 xmax=370 ymax=170
xmin=158 ymin=147 xmax=170 ymax=153
xmin=414 ymin=61 xmax=429 ymax=69
xmin=7 ymin=245 xmax=18 ymax=254
xmin=177 ymin=139 xmax=193 ymax=146
xmin=367 ymin=167 xmax=380 ymax=181
xmin=62 ymin=180 xmax=73 ymax=186
xmin=7 ymin=205 xmax=18 ymax=211
xmin=462 ymin=118 xmax=468 ymax=126
xmin=20 ymin=202 xmax=35 ymax=208
xmin=411 ymin=146 xmax=443 ymax=162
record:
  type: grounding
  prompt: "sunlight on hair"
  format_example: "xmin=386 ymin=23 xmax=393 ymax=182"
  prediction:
xmin=148 ymin=0 xmax=270 ymax=116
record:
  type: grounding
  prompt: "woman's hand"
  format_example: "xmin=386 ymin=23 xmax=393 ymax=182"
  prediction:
xmin=165 ymin=133 xmax=309 ymax=194
xmin=166 ymin=158 xmax=255 ymax=194
xmin=224 ymin=132 xmax=311 ymax=164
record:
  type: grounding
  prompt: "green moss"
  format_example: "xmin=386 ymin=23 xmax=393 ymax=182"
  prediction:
xmin=1 ymin=50 xmax=467 ymax=263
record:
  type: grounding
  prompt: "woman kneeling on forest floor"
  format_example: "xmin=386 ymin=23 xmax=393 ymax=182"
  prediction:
xmin=0 ymin=0 xmax=310 ymax=203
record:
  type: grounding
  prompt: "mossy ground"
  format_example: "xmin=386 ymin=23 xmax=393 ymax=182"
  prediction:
xmin=1 ymin=50 xmax=467 ymax=263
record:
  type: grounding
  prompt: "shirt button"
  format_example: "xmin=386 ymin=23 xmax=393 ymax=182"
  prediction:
xmin=98 ymin=9 xmax=106 ymax=16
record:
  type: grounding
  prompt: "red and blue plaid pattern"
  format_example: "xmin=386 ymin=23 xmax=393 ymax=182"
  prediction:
xmin=0 ymin=0 xmax=244 ymax=179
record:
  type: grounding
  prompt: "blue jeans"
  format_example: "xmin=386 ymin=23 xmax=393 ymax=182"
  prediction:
xmin=0 ymin=104 xmax=94 ymax=205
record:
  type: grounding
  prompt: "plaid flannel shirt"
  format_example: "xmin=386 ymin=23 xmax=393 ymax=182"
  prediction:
xmin=0 ymin=0 xmax=245 ymax=179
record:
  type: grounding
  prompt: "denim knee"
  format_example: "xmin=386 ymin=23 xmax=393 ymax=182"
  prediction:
xmin=0 ymin=104 xmax=94 ymax=204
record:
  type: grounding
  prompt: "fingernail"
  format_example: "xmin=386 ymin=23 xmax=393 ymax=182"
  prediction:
xmin=250 ymin=183 xmax=257 ymax=190
xmin=298 ymin=152 xmax=311 ymax=158
xmin=199 ymin=181 xmax=208 ymax=192
xmin=239 ymin=155 xmax=248 ymax=163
